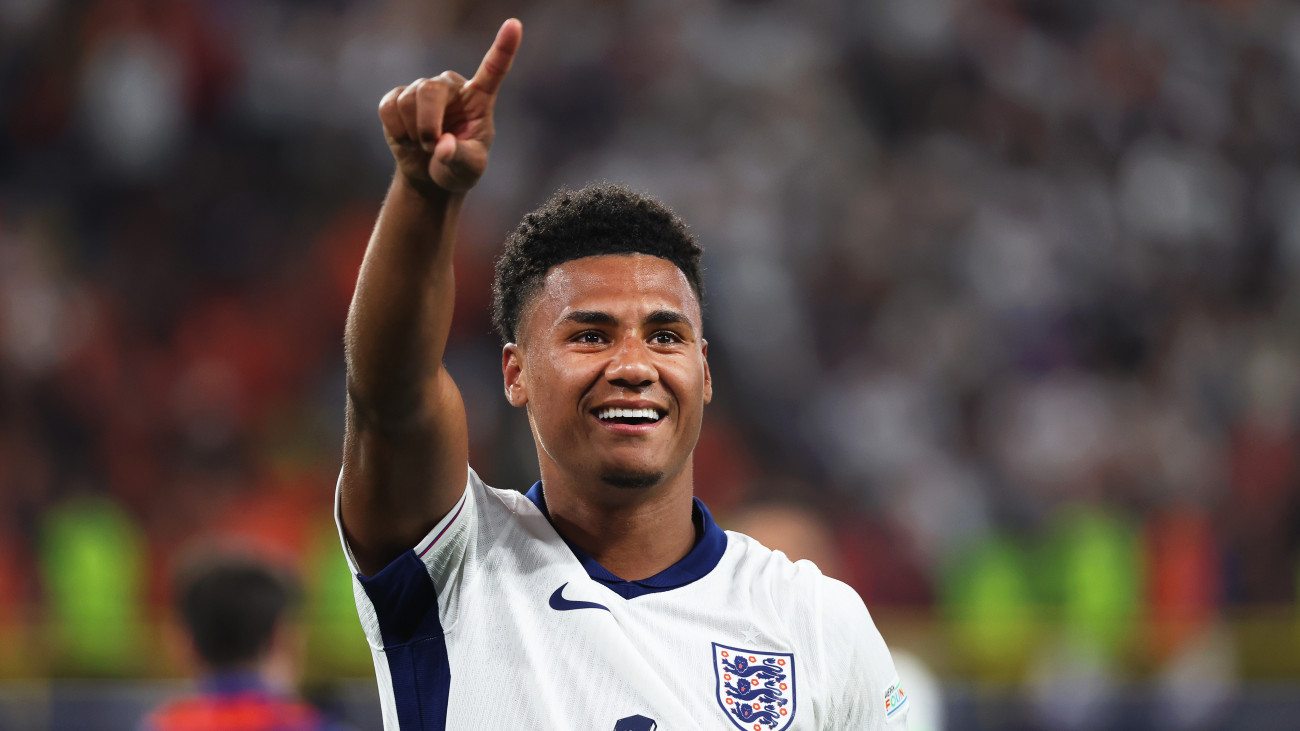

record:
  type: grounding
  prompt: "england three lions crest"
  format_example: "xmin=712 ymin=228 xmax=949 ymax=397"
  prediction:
xmin=711 ymin=643 xmax=796 ymax=731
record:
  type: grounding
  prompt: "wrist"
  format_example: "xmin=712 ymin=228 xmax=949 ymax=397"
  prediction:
xmin=393 ymin=172 xmax=467 ymax=209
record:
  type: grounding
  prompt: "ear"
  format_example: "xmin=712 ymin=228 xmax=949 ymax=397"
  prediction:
xmin=701 ymin=338 xmax=712 ymax=405
xmin=502 ymin=343 xmax=529 ymax=407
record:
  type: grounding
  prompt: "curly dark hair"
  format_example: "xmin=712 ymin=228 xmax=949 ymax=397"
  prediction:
xmin=491 ymin=182 xmax=704 ymax=343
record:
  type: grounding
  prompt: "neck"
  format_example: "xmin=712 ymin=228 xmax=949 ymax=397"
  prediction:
xmin=198 ymin=646 xmax=294 ymax=694
xmin=539 ymin=463 xmax=697 ymax=581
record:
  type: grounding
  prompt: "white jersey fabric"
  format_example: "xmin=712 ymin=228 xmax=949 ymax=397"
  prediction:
xmin=336 ymin=467 xmax=909 ymax=730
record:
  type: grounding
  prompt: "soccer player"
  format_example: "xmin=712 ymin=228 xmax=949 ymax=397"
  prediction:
xmin=144 ymin=553 xmax=348 ymax=731
xmin=337 ymin=18 xmax=908 ymax=730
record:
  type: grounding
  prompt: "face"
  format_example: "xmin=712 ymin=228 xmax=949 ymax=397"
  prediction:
xmin=502 ymin=254 xmax=711 ymax=494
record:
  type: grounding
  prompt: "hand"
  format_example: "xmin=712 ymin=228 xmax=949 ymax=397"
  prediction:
xmin=378 ymin=19 xmax=522 ymax=195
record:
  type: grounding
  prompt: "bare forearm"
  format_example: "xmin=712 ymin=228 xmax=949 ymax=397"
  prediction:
xmin=338 ymin=20 xmax=519 ymax=574
xmin=345 ymin=175 xmax=465 ymax=423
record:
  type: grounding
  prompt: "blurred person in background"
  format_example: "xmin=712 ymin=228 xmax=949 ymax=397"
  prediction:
xmin=729 ymin=502 xmax=944 ymax=730
xmin=142 ymin=551 xmax=349 ymax=731
xmin=725 ymin=501 xmax=845 ymax=580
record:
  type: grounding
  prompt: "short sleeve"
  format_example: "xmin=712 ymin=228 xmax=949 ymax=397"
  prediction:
xmin=334 ymin=467 xmax=487 ymax=649
xmin=335 ymin=468 xmax=518 ymax=730
xmin=818 ymin=577 xmax=909 ymax=729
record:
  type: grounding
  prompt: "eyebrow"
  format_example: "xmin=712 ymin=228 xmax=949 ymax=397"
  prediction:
xmin=559 ymin=309 xmax=694 ymax=330
xmin=561 ymin=310 xmax=618 ymax=327
xmin=644 ymin=310 xmax=692 ymax=328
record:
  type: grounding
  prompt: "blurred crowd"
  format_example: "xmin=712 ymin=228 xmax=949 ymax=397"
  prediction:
xmin=3 ymin=0 xmax=1300 ymax=719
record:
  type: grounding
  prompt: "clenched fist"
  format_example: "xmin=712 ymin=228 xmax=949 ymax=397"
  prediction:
xmin=378 ymin=19 xmax=522 ymax=195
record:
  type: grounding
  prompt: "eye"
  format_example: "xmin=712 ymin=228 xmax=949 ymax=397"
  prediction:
xmin=650 ymin=330 xmax=684 ymax=345
xmin=573 ymin=330 xmax=607 ymax=345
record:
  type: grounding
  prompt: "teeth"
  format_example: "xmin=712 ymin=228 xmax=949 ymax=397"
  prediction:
xmin=596 ymin=407 xmax=662 ymax=421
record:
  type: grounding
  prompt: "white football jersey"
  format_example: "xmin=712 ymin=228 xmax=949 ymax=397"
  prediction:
xmin=336 ymin=468 xmax=909 ymax=730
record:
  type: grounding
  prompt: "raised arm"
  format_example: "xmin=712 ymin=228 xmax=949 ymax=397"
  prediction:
xmin=340 ymin=19 xmax=521 ymax=576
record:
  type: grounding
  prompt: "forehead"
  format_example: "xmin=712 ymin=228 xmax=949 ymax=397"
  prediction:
xmin=521 ymin=254 xmax=701 ymax=337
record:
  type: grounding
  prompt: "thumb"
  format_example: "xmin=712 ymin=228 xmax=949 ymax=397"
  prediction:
xmin=433 ymin=133 xmax=457 ymax=163
xmin=428 ymin=134 xmax=488 ymax=191
xmin=440 ymin=135 xmax=488 ymax=179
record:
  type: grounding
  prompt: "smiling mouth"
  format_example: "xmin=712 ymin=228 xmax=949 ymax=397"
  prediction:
xmin=593 ymin=407 xmax=665 ymax=426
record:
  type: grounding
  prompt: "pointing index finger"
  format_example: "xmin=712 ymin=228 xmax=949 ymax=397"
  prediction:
xmin=469 ymin=18 xmax=522 ymax=96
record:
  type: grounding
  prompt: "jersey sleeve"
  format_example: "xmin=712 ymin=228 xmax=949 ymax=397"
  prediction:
xmin=818 ymin=576 xmax=910 ymax=729
xmin=334 ymin=467 xmax=492 ymax=648
xmin=334 ymin=467 xmax=502 ymax=730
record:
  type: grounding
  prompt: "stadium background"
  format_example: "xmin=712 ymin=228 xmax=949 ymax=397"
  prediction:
xmin=2 ymin=0 xmax=1300 ymax=728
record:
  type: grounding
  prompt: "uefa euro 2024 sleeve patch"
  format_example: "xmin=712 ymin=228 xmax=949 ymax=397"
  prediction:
xmin=712 ymin=643 xmax=795 ymax=731
xmin=884 ymin=680 xmax=907 ymax=719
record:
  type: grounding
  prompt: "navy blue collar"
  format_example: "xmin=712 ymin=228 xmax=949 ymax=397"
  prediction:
xmin=524 ymin=482 xmax=727 ymax=599
xmin=199 ymin=670 xmax=269 ymax=696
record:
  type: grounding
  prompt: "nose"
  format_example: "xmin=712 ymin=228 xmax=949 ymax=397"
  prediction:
xmin=604 ymin=337 xmax=657 ymax=388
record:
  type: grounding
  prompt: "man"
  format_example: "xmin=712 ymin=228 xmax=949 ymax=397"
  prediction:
xmin=144 ymin=553 xmax=347 ymax=731
xmin=337 ymin=18 xmax=907 ymax=730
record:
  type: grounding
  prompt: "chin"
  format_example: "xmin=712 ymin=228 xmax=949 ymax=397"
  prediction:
xmin=599 ymin=469 xmax=664 ymax=490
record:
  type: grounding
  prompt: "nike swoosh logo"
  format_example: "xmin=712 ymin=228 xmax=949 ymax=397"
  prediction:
xmin=549 ymin=583 xmax=610 ymax=612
